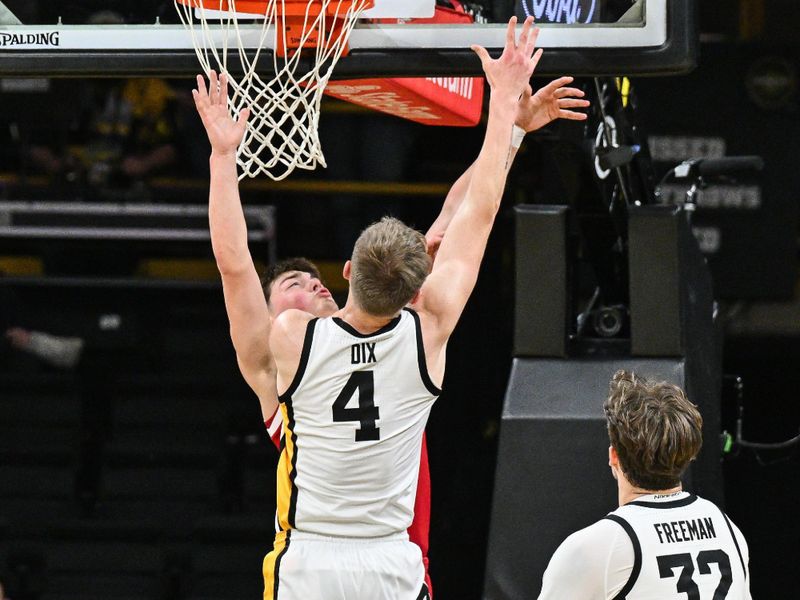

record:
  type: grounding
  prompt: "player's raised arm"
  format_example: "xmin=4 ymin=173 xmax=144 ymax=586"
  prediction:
xmin=424 ymin=76 xmax=588 ymax=261
xmin=193 ymin=71 xmax=278 ymax=418
xmin=418 ymin=17 xmax=541 ymax=338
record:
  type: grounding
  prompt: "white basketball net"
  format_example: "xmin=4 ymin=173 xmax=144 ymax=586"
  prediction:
xmin=175 ymin=0 xmax=372 ymax=180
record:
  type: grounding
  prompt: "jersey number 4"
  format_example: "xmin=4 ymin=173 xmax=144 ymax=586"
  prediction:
xmin=657 ymin=550 xmax=732 ymax=599
xmin=332 ymin=371 xmax=380 ymax=441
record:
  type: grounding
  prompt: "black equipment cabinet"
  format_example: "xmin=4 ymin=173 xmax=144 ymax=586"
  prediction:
xmin=483 ymin=204 xmax=723 ymax=599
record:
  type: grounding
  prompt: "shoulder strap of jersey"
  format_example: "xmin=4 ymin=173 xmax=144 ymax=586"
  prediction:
xmin=331 ymin=312 xmax=403 ymax=338
xmin=604 ymin=513 xmax=643 ymax=600
xmin=714 ymin=502 xmax=748 ymax=580
xmin=277 ymin=317 xmax=319 ymax=404
xmin=403 ymin=307 xmax=442 ymax=396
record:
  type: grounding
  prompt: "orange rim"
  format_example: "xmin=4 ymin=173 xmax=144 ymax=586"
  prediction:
xmin=175 ymin=0 xmax=375 ymax=55
xmin=176 ymin=0 xmax=374 ymax=18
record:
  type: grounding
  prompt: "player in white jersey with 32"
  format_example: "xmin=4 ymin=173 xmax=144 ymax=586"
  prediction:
xmin=537 ymin=370 xmax=751 ymax=600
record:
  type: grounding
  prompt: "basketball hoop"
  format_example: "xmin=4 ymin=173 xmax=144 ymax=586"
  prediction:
xmin=174 ymin=0 xmax=374 ymax=180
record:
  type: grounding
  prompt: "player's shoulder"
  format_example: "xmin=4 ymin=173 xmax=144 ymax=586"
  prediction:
xmin=555 ymin=517 xmax=629 ymax=561
xmin=404 ymin=294 xmax=427 ymax=318
xmin=272 ymin=308 xmax=317 ymax=334
xmin=541 ymin=517 xmax=634 ymax=597
xmin=270 ymin=309 xmax=318 ymax=358
xmin=692 ymin=494 xmax=744 ymax=528
xmin=404 ymin=292 xmax=447 ymax=345
xmin=399 ymin=304 xmax=423 ymax=327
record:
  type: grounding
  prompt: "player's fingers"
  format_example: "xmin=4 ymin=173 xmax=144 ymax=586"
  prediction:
xmin=193 ymin=77 xmax=210 ymax=115
xmin=526 ymin=25 xmax=540 ymax=59
xmin=559 ymin=109 xmax=588 ymax=120
xmin=212 ymin=70 xmax=222 ymax=105
xmin=235 ymin=106 xmax=251 ymax=136
xmin=209 ymin=69 xmax=219 ymax=104
xmin=471 ymin=44 xmax=492 ymax=69
xmin=545 ymin=76 xmax=574 ymax=93
xmin=558 ymin=98 xmax=591 ymax=108
xmin=555 ymin=87 xmax=585 ymax=99
xmin=518 ymin=16 xmax=533 ymax=50
xmin=220 ymin=72 xmax=229 ymax=105
xmin=530 ymin=47 xmax=544 ymax=72
xmin=196 ymin=74 xmax=208 ymax=98
xmin=506 ymin=16 xmax=517 ymax=50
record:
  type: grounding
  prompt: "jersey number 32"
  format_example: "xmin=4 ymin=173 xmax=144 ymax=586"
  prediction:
xmin=657 ymin=550 xmax=732 ymax=599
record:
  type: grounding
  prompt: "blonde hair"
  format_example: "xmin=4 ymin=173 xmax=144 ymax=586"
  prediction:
xmin=350 ymin=217 xmax=431 ymax=316
xmin=604 ymin=370 xmax=703 ymax=490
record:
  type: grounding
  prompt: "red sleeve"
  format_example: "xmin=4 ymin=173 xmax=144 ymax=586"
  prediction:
xmin=264 ymin=406 xmax=283 ymax=450
xmin=408 ymin=432 xmax=433 ymax=597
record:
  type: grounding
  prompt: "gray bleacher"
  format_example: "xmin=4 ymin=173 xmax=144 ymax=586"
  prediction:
xmin=0 ymin=202 xmax=278 ymax=599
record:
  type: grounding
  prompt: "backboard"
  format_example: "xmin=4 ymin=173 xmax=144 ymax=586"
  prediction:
xmin=0 ymin=0 xmax=696 ymax=78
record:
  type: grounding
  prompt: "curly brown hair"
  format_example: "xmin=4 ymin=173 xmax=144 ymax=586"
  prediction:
xmin=604 ymin=370 xmax=703 ymax=491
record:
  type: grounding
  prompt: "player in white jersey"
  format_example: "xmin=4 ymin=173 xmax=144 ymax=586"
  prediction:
xmin=537 ymin=370 xmax=752 ymax=600
xmin=254 ymin=73 xmax=588 ymax=599
xmin=192 ymin=14 xmax=590 ymax=599
xmin=198 ymin=14 xmax=544 ymax=600
xmin=263 ymin=17 xmax=542 ymax=598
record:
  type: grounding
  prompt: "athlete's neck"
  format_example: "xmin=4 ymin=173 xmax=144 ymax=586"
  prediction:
xmin=618 ymin=477 xmax=683 ymax=506
xmin=335 ymin=298 xmax=398 ymax=335
xmin=610 ymin=448 xmax=684 ymax=506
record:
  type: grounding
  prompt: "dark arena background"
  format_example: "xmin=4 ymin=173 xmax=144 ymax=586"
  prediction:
xmin=1 ymin=1 xmax=799 ymax=598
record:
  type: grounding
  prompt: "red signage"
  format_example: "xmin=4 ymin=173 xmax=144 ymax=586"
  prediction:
xmin=324 ymin=1 xmax=485 ymax=127
xmin=325 ymin=75 xmax=484 ymax=127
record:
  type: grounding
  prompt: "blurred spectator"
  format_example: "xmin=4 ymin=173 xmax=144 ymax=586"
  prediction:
xmin=0 ymin=283 xmax=84 ymax=370
xmin=27 ymin=77 xmax=179 ymax=193
xmin=3 ymin=1 xmax=185 ymax=26
xmin=5 ymin=327 xmax=84 ymax=370
xmin=26 ymin=11 xmax=179 ymax=198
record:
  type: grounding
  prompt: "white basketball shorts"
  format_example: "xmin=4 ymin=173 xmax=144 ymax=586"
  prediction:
xmin=263 ymin=530 xmax=428 ymax=600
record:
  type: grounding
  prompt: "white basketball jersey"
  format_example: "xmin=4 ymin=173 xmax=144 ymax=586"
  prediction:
xmin=274 ymin=308 xmax=440 ymax=538
xmin=607 ymin=493 xmax=750 ymax=599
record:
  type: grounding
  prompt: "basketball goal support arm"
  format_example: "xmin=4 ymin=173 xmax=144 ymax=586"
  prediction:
xmin=0 ymin=2 xmax=21 ymax=25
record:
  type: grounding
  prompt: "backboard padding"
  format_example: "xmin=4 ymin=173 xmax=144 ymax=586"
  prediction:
xmin=0 ymin=0 xmax=697 ymax=77
xmin=195 ymin=0 xmax=435 ymax=20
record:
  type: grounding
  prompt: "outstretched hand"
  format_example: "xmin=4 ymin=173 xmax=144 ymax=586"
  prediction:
xmin=517 ymin=76 xmax=590 ymax=133
xmin=192 ymin=70 xmax=250 ymax=156
xmin=471 ymin=16 xmax=542 ymax=102
xmin=5 ymin=327 xmax=31 ymax=349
